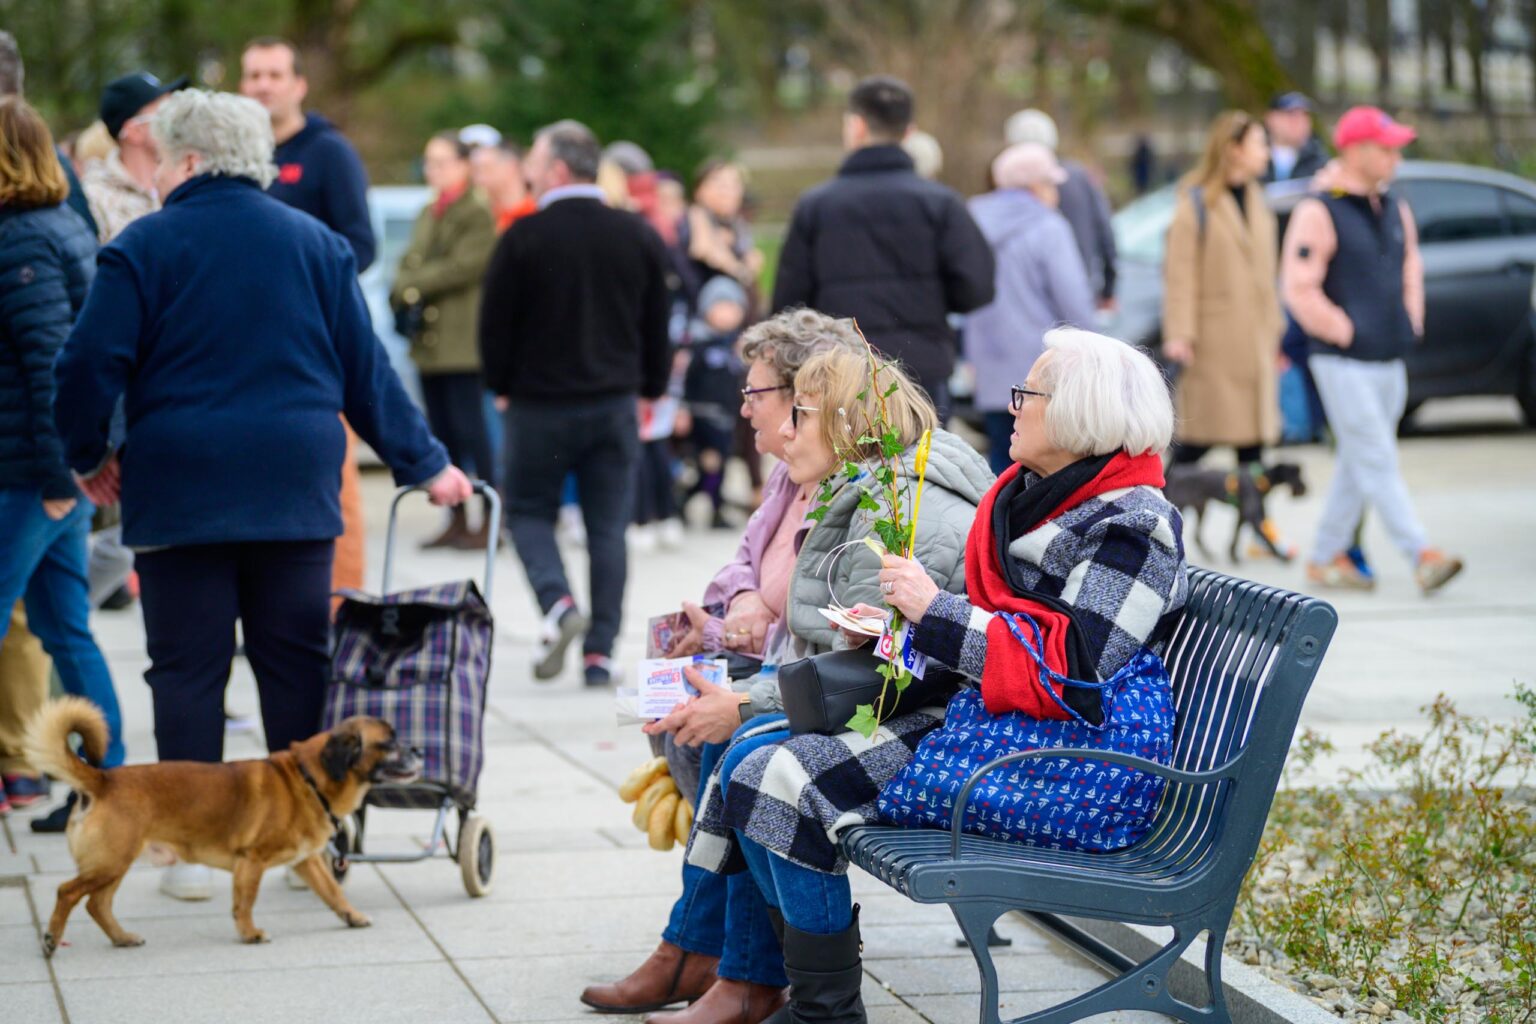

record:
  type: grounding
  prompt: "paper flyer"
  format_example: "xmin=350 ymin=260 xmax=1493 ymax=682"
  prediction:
xmin=634 ymin=656 xmax=730 ymax=719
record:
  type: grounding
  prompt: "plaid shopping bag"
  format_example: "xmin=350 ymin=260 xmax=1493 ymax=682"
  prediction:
xmin=324 ymin=581 xmax=493 ymax=808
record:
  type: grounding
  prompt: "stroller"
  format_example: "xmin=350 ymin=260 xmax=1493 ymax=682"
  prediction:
xmin=320 ymin=483 xmax=500 ymax=897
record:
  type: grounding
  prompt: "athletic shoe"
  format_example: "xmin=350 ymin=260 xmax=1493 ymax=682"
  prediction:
xmin=1415 ymin=549 xmax=1463 ymax=595
xmin=1306 ymin=554 xmax=1375 ymax=591
xmin=31 ymin=791 xmax=77 ymax=833
xmin=1 ymin=774 xmax=49 ymax=810
xmin=628 ymin=524 xmax=658 ymax=554
xmin=534 ymin=600 xmax=588 ymax=681
xmin=583 ymin=655 xmax=615 ymax=688
xmin=160 ymin=863 xmax=214 ymax=901
xmin=1345 ymin=545 xmax=1375 ymax=582
xmin=657 ymin=518 xmax=686 ymax=550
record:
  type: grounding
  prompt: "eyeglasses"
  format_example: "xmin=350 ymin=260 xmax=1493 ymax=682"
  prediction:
xmin=1009 ymin=385 xmax=1051 ymax=412
xmin=791 ymin=405 xmax=819 ymax=429
xmin=740 ymin=383 xmax=791 ymax=405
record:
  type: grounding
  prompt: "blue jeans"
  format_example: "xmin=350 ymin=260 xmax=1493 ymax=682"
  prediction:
xmin=0 ymin=488 xmax=124 ymax=767
xmin=663 ymin=718 xmax=791 ymax=987
xmin=738 ymin=836 xmax=853 ymax=936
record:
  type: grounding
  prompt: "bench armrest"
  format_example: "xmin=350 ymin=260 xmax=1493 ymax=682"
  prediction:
xmin=948 ymin=747 xmax=1244 ymax=859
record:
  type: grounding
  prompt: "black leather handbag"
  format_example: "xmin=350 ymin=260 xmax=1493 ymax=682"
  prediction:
xmin=779 ymin=648 xmax=961 ymax=736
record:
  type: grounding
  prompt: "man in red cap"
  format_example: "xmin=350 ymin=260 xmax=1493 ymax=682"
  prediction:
xmin=1281 ymin=106 xmax=1463 ymax=595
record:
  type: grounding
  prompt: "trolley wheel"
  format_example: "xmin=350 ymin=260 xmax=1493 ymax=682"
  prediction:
xmin=325 ymin=815 xmax=358 ymax=886
xmin=457 ymin=812 xmax=494 ymax=897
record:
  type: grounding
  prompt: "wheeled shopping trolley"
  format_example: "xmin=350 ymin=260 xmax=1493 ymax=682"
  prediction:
xmin=320 ymin=482 xmax=500 ymax=897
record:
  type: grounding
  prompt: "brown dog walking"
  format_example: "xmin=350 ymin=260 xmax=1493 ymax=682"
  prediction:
xmin=24 ymin=698 xmax=418 ymax=954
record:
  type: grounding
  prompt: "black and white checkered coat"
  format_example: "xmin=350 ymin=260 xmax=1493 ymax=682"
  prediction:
xmin=685 ymin=481 xmax=1187 ymax=876
xmin=913 ymin=481 xmax=1189 ymax=683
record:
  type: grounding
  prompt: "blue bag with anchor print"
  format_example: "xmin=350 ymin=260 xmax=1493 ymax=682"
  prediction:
xmin=876 ymin=611 xmax=1175 ymax=852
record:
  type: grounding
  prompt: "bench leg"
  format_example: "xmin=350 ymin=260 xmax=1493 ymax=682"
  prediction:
xmin=951 ymin=902 xmax=1009 ymax=1024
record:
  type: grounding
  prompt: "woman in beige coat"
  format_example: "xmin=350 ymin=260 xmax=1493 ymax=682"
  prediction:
xmin=1163 ymin=110 xmax=1280 ymax=469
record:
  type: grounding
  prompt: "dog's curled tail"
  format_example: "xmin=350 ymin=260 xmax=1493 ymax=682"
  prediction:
xmin=23 ymin=697 xmax=109 ymax=796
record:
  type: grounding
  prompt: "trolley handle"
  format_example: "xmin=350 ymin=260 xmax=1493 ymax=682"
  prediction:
xmin=381 ymin=480 xmax=500 ymax=602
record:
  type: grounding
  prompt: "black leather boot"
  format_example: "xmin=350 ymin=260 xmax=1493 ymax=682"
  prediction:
xmin=776 ymin=906 xmax=865 ymax=1024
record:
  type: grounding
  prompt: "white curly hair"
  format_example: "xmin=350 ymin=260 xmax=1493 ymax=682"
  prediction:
xmin=150 ymin=89 xmax=276 ymax=188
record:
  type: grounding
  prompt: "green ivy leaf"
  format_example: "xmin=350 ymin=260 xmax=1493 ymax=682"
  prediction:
xmin=806 ymin=505 xmax=829 ymax=522
xmin=856 ymin=434 xmax=877 ymax=445
xmin=893 ymin=670 xmax=912 ymax=692
xmin=874 ymin=520 xmax=905 ymax=554
xmin=884 ymin=380 xmax=900 ymax=398
xmin=855 ymin=390 xmax=868 ymax=401
xmin=874 ymin=466 xmax=896 ymax=487
xmin=845 ymin=704 xmax=879 ymax=739
xmin=880 ymin=431 xmax=903 ymax=458
xmin=843 ymin=461 xmax=860 ymax=480
xmin=857 ymin=491 xmax=880 ymax=512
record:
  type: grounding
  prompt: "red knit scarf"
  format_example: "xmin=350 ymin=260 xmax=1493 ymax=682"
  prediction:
xmin=964 ymin=451 xmax=1166 ymax=719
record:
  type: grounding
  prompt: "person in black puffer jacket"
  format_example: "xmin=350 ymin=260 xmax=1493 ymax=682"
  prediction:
xmin=0 ymin=97 xmax=127 ymax=774
xmin=771 ymin=76 xmax=995 ymax=417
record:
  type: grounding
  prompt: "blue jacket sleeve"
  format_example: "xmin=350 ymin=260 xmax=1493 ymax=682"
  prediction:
xmin=54 ymin=247 xmax=143 ymax=482
xmin=321 ymin=137 xmax=376 ymax=273
xmin=1042 ymin=217 xmax=1099 ymax=328
xmin=329 ymin=247 xmax=447 ymax=486
xmin=1 ymin=233 xmax=79 ymax=498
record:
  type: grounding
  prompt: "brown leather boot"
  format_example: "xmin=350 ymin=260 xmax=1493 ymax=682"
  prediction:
xmin=420 ymin=506 xmax=467 ymax=550
xmin=580 ymin=941 xmax=719 ymax=1014
xmin=643 ymin=978 xmax=788 ymax=1024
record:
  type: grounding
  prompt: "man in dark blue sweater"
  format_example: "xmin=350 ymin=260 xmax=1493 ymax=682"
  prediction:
xmin=239 ymin=38 xmax=374 ymax=271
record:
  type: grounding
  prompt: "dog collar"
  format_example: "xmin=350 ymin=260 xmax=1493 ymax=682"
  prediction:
xmin=297 ymin=762 xmax=343 ymax=837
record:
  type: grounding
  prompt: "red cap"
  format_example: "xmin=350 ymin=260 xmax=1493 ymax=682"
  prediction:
xmin=1333 ymin=106 xmax=1417 ymax=150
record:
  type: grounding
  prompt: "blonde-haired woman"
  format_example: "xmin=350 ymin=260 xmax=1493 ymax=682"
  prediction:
xmin=1163 ymin=109 xmax=1280 ymax=470
xmin=672 ymin=346 xmax=993 ymax=1024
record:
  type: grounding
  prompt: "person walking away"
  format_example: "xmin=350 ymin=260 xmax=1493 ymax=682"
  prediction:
xmin=1281 ymin=106 xmax=1463 ymax=595
xmin=239 ymin=36 xmax=375 ymax=601
xmin=1263 ymin=92 xmax=1328 ymax=184
xmin=480 ymin=120 xmax=671 ymax=687
xmin=391 ymin=131 xmax=497 ymax=549
xmin=1162 ymin=109 xmax=1294 ymax=554
xmin=54 ymin=90 xmax=472 ymax=900
xmin=773 ymin=76 xmax=994 ymax=418
xmin=1005 ymin=108 xmax=1119 ymax=313
xmin=0 ymin=97 xmax=127 ymax=824
xmin=965 ymin=143 xmax=1097 ymax=475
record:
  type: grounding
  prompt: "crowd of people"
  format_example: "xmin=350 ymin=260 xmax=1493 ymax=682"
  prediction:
xmin=0 ymin=24 xmax=1469 ymax=1022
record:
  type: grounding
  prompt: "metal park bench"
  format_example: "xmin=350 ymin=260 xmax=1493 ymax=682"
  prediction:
xmin=841 ymin=567 xmax=1338 ymax=1024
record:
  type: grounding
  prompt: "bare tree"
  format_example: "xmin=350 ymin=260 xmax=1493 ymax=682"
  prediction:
xmin=1364 ymin=0 xmax=1393 ymax=103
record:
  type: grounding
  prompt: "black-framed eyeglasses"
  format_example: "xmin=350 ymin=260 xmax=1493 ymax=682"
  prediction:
xmin=1009 ymin=385 xmax=1051 ymax=412
xmin=740 ymin=383 xmax=791 ymax=405
xmin=791 ymin=405 xmax=819 ymax=429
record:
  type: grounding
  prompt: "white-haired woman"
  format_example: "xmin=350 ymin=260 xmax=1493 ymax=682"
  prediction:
xmin=727 ymin=329 xmax=1189 ymax=1024
xmin=54 ymin=90 xmax=471 ymax=900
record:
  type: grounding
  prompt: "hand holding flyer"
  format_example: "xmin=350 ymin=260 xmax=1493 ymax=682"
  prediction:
xmin=635 ymin=656 xmax=730 ymax=720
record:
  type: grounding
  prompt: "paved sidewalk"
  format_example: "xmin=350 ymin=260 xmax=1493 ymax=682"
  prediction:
xmin=2 ymin=413 xmax=1529 ymax=1022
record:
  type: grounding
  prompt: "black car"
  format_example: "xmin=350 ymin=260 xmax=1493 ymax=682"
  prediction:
xmin=1107 ymin=161 xmax=1536 ymax=426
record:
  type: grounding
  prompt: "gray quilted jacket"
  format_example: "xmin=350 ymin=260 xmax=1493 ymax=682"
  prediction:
xmin=744 ymin=429 xmax=994 ymax=715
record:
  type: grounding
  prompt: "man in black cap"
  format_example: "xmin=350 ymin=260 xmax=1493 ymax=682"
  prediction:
xmin=1264 ymin=92 xmax=1328 ymax=184
xmin=83 ymin=71 xmax=187 ymax=242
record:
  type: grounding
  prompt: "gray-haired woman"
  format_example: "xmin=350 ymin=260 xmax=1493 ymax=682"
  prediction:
xmin=54 ymin=89 xmax=471 ymax=901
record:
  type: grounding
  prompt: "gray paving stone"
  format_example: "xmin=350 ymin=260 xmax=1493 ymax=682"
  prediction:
xmin=418 ymin=892 xmax=677 ymax=960
xmin=868 ymin=952 xmax=1109 ymax=996
xmin=908 ymin=990 xmax=1177 ymax=1024
xmin=46 ymin=907 xmax=441 ymax=981
xmin=0 ymin=983 xmax=65 ymax=1024
xmin=60 ymin=962 xmax=492 ymax=1024
xmin=0 ymin=884 xmax=33 ymax=926
xmin=0 ymin=925 xmax=51 ymax=981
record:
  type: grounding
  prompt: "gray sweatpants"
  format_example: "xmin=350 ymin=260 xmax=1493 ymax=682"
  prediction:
xmin=88 ymin=524 xmax=135 ymax=607
xmin=1308 ymin=355 xmax=1428 ymax=566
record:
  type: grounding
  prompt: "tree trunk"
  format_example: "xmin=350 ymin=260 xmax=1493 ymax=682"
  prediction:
xmin=1365 ymin=0 xmax=1393 ymax=103
xmin=1292 ymin=0 xmax=1320 ymax=94
xmin=1324 ymin=0 xmax=1352 ymax=104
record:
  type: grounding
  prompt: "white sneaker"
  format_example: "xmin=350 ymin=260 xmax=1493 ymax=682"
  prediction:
xmin=160 ymin=863 xmax=213 ymax=901
xmin=628 ymin=524 xmax=658 ymax=554
xmin=657 ymin=518 xmax=686 ymax=549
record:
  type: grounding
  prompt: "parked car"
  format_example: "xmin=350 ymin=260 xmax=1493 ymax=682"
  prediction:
xmin=361 ymin=184 xmax=433 ymax=405
xmin=1106 ymin=161 xmax=1536 ymax=427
